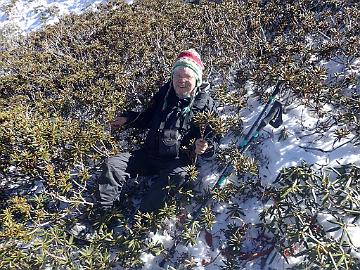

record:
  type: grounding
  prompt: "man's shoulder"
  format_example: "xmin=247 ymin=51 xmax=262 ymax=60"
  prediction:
xmin=159 ymin=81 xmax=171 ymax=93
xmin=193 ymin=82 xmax=214 ymax=110
xmin=198 ymin=82 xmax=211 ymax=93
xmin=195 ymin=82 xmax=210 ymax=98
xmin=150 ymin=81 xmax=171 ymax=102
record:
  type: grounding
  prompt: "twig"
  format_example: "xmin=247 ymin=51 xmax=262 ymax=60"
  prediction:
xmin=202 ymin=248 xmax=223 ymax=267
xmin=44 ymin=250 xmax=68 ymax=261
xmin=45 ymin=191 xmax=94 ymax=206
xmin=27 ymin=212 xmax=69 ymax=236
xmin=237 ymin=245 xmax=275 ymax=261
xmin=91 ymin=144 xmax=109 ymax=157
xmin=299 ymin=137 xmax=357 ymax=153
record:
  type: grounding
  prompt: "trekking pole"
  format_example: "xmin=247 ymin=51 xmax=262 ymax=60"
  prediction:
xmin=159 ymin=81 xmax=284 ymax=267
xmin=212 ymin=80 xmax=283 ymax=188
xmin=239 ymin=80 xmax=283 ymax=148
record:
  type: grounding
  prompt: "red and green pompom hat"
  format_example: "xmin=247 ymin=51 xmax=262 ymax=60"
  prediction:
xmin=171 ymin=49 xmax=205 ymax=87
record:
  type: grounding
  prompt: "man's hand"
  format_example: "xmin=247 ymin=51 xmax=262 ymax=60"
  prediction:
xmin=111 ymin=116 xmax=127 ymax=131
xmin=195 ymin=138 xmax=208 ymax=155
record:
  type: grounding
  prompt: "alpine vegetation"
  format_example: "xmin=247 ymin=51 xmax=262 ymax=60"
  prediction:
xmin=0 ymin=0 xmax=359 ymax=269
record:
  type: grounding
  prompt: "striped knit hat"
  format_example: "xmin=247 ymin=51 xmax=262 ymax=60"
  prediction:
xmin=172 ymin=49 xmax=204 ymax=87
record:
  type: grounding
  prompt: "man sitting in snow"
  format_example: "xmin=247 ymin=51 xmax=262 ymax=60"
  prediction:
xmin=96 ymin=49 xmax=219 ymax=213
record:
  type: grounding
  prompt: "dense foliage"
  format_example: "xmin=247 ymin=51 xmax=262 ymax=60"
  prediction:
xmin=261 ymin=163 xmax=360 ymax=269
xmin=0 ymin=0 xmax=359 ymax=269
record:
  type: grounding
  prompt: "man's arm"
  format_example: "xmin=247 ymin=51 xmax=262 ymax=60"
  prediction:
xmin=111 ymin=83 xmax=169 ymax=131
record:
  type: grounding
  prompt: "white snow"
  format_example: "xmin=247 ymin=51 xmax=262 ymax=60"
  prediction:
xmin=0 ymin=0 xmax=133 ymax=33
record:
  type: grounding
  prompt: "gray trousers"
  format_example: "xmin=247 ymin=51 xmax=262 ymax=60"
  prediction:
xmin=96 ymin=149 xmax=190 ymax=212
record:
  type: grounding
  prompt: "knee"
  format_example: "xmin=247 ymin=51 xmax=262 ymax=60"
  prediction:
xmin=166 ymin=168 xmax=187 ymax=186
xmin=104 ymin=155 xmax=124 ymax=169
xmin=103 ymin=153 xmax=130 ymax=174
xmin=98 ymin=153 xmax=130 ymax=185
xmin=171 ymin=174 xmax=186 ymax=186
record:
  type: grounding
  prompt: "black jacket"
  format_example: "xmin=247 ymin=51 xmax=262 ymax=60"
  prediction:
xmin=122 ymin=81 xmax=218 ymax=159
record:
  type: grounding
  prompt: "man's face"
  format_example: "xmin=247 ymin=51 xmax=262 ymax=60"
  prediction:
xmin=172 ymin=67 xmax=197 ymax=98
